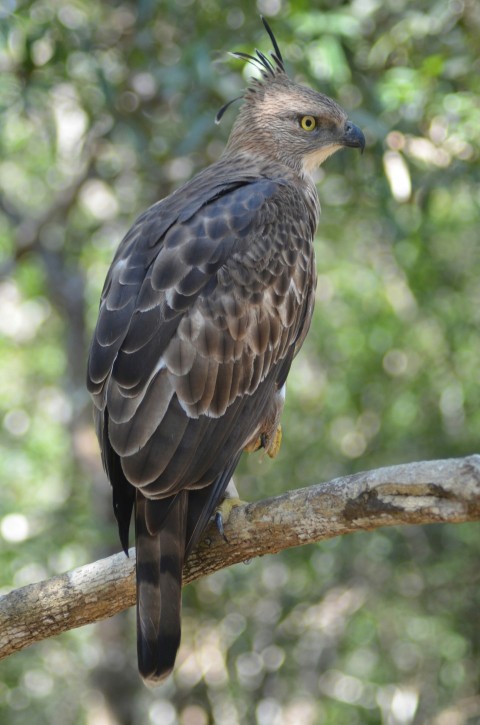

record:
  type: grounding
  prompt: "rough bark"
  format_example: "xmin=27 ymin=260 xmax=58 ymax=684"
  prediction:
xmin=1 ymin=455 xmax=479 ymax=661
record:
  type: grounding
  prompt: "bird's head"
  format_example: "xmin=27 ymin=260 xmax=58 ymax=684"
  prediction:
xmin=221 ymin=18 xmax=365 ymax=177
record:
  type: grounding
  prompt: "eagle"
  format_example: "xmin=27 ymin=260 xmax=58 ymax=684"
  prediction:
xmin=87 ymin=18 xmax=365 ymax=683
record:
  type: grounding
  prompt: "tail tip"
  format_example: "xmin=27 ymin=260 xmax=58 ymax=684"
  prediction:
xmin=140 ymin=667 xmax=173 ymax=687
xmin=137 ymin=634 xmax=180 ymax=685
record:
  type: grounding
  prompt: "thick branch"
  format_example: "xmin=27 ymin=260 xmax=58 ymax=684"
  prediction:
xmin=1 ymin=456 xmax=479 ymax=661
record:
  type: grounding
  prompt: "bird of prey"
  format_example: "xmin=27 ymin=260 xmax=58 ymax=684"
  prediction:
xmin=87 ymin=18 xmax=365 ymax=683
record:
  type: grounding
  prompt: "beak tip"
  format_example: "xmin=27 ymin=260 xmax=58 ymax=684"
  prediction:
xmin=343 ymin=121 xmax=366 ymax=153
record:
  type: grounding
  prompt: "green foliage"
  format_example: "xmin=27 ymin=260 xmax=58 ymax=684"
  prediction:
xmin=1 ymin=1 xmax=479 ymax=723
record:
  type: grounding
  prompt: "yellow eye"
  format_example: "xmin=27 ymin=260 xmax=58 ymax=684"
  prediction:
xmin=300 ymin=115 xmax=317 ymax=131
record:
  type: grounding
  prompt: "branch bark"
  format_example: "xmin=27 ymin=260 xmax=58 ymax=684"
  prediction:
xmin=1 ymin=455 xmax=480 ymax=661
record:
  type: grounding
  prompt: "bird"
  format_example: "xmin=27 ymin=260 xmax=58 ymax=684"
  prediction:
xmin=86 ymin=17 xmax=365 ymax=684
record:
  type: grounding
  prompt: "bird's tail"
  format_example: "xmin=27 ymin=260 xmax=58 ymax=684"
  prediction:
xmin=135 ymin=490 xmax=188 ymax=684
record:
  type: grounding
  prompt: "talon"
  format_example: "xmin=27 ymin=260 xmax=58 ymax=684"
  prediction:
xmin=244 ymin=424 xmax=283 ymax=458
xmin=214 ymin=495 xmax=246 ymax=544
xmin=215 ymin=511 xmax=227 ymax=542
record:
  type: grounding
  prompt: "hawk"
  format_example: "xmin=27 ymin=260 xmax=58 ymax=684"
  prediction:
xmin=87 ymin=18 xmax=365 ymax=683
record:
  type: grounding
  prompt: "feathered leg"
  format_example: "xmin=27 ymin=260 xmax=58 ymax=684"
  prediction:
xmin=135 ymin=490 xmax=188 ymax=684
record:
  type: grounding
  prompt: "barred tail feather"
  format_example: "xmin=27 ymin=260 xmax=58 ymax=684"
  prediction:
xmin=135 ymin=491 xmax=188 ymax=684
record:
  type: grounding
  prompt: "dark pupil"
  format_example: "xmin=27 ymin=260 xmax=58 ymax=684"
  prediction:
xmin=305 ymin=118 xmax=312 ymax=127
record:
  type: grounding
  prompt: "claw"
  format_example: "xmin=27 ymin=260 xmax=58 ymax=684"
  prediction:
xmin=214 ymin=495 xmax=245 ymax=544
xmin=215 ymin=510 xmax=226 ymax=541
xmin=243 ymin=424 xmax=282 ymax=458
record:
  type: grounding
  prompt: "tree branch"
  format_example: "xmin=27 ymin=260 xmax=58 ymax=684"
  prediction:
xmin=1 ymin=455 xmax=480 ymax=661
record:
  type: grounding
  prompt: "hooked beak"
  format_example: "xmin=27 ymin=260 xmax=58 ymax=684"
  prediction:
xmin=343 ymin=121 xmax=365 ymax=153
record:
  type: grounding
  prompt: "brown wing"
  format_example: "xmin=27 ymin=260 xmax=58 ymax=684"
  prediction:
xmin=88 ymin=175 xmax=315 ymax=506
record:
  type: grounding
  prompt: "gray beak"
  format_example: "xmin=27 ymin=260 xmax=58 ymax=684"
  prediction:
xmin=343 ymin=121 xmax=365 ymax=153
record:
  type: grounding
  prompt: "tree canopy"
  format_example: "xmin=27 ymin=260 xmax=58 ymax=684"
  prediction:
xmin=1 ymin=1 xmax=479 ymax=723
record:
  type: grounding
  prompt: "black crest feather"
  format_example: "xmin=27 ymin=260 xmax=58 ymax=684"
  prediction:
xmin=261 ymin=16 xmax=285 ymax=72
xmin=215 ymin=16 xmax=286 ymax=124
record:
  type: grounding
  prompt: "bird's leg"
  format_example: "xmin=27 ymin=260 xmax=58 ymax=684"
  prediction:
xmin=214 ymin=478 xmax=246 ymax=543
xmin=216 ymin=420 xmax=283 ymax=543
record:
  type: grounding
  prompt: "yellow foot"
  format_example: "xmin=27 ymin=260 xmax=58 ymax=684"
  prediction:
xmin=243 ymin=437 xmax=262 ymax=454
xmin=266 ymin=424 xmax=282 ymax=459
xmin=214 ymin=495 xmax=246 ymax=543
xmin=243 ymin=424 xmax=283 ymax=459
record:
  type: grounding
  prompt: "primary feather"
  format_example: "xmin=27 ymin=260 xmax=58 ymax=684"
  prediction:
xmin=87 ymin=17 xmax=364 ymax=683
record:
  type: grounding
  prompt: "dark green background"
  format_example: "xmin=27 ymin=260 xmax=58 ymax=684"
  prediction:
xmin=1 ymin=1 xmax=479 ymax=723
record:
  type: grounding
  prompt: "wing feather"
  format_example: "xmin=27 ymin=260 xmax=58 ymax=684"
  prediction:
xmin=151 ymin=249 xmax=187 ymax=290
xmin=122 ymin=403 xmax=190 ymax=486
xmin=162 ymin=337 xmax=196 ymax=377
xmin=121 ymin=307 xmax=162 ymax=353
xmin=194 ymin=358 xmax=219 ymax=415
xmin=173 ymin=353 xmax=209 ymax=406
xmin=108 ymin=371 xmax=174 ymax=454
